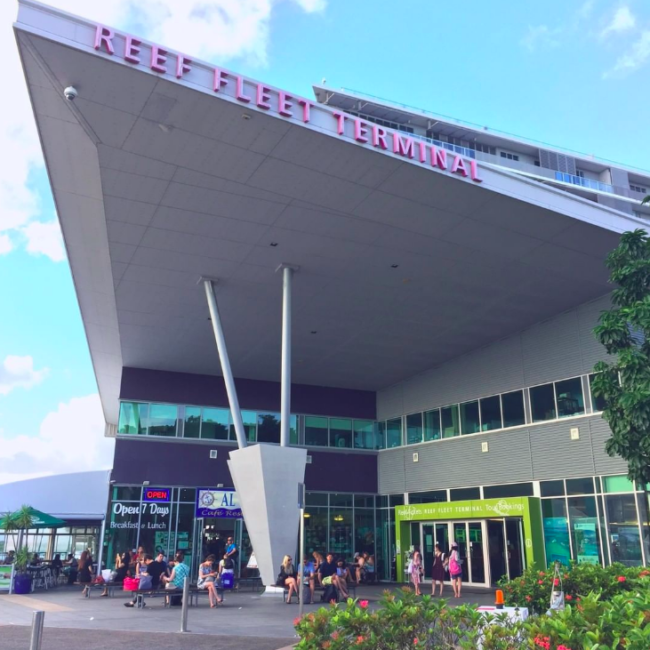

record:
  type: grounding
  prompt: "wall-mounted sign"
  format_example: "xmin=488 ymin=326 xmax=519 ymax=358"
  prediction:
xmin=196 ymin=488 xmax=242 ymax=519
xmin=143 ymin=487 xmax=171 ymax=502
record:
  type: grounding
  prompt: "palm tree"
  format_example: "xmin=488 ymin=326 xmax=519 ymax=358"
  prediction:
xmin=1 ymin=505 xmax=35 ymax=559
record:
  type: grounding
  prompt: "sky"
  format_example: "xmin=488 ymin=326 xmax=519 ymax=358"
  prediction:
xmin=0 ymin=0 xmax=649 ymax=485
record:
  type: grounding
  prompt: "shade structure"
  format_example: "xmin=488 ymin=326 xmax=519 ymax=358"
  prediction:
xmin=0 ymin=507 xmax=66 ymax=530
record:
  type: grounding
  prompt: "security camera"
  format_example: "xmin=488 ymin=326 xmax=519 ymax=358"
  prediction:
xmin=64 ymin=86 xmax=78 ymax=101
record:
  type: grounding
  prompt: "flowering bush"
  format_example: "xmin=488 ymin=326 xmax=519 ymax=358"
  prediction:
xmin=498 ymin=561 xmax=649 ymax=614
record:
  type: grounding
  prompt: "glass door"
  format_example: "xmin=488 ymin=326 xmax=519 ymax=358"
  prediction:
xmin=468 ymin=522 xmax=486 ymax=584
xmin=421 ymin=524 xmax=435 ymax=580
xmin=487 ymin=519 xmax=507 ymax=585
xmin=453 ymin=522 xmax=469 ymax=583
xmin=505 ymin=519 xmax=525 ymax=580
xmin=435 ymin=523 xmax=449 ymax=562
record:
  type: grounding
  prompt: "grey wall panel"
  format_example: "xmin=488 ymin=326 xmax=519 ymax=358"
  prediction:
xmin=577 ymin=295 xmax=614 ymax=373
xmin=521 ymin=311 xmax=583 ymax=386
xmin=377 ymin=383 xmax=405 ymax=421
xmin=529 ymin=420 xmax=596 ymax=479
xmin=590 ymin=417 xmax=628 ymax=475
xmin=378 ymin=447 xmax=406 ymax=494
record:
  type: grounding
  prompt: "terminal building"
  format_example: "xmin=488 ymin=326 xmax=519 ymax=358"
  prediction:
xmin=14 ymin=0 xmax=650 ymax=586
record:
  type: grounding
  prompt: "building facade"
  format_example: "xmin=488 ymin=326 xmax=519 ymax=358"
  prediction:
xmin=14 ymin=0 xmax=650 ymax=585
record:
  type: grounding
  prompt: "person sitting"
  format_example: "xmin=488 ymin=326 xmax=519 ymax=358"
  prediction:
xmin=336 ymin=558 xmax=353 ymax=585
xmin=64 ymin=553 xmax=78 ymax=585
xmin=318 ymin=552 xmax=349 ymax=599
xmin=276 ymin=555 xmax=298 ymax=604
xmin=50 ymin=553 xmax=63 ymax=578
xmin=161 ymin=552 xmax=190 ymax=591
xmin=312 ymin=551 xmax=324 ymax=585
xmin=355 ymin=552 xmax=366 ymax=583
xmin=364 ymin=554 xmax=376 ymax=583
xmin=124 ymin=554 xmax=153 ymax=607
xmin=101 ymin=551 xmax=130 ymax=597
xmin=30 ymin=553 xmax=41 ymax=566
xmin=3 ymin=550 xmax=15 ymax=565
xmin=147 ymin=552 xmax=167 ymax=588
xmin=300 ymin=556 xmax=316 ymax=604
xmin=197 ymin=554 xmax=222 ymax=608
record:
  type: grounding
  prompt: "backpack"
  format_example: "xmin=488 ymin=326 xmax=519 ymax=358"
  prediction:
xmin=224 ymin=557 xmax=234 ymax=570
xmin=448 ymin=552 xmax=461 ymax=575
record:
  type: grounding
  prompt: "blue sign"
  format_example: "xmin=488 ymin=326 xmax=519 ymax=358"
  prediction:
xmin=196 ymin=488 xmax=242 ymax=519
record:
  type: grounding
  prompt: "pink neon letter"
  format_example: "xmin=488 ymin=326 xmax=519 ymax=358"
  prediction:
xmin=150 ymin=46 xmax=167 ymax=73
xmin=176 ymin=55 xmax=192 ymax=79
xmin=236 ymin=76 xmax=251 ymax=103
xmin=333 ymin=112 xmax=346 ymax=136
xmin=470 ymin=160 xmax=483 ymax=183
xmin=278 ymin=91 xmax=293 ymax=117
xmin=94 ymin=25 xmax=114 ymax=55
xmin=256 ymin=84 xmax=271 ymax=110
xmin=451 ymin=156 xmax=469 ymax=177
xmin=124 ymin=36 xmax=141 ymax=64
xmin=213 ymin=69 xmax=228 ymax=92
xmin=418 ymin=141 xmax=427 ymax=163
xmin=354 ymin=119 xmax=369 ymax=143
xmin=393 ymin=133 xmax=415 ymax=159
xmin=372 ymin=125 xmax=388 ymax=149
xmin=430 ymin=147 xmax=447 ymax=170
xmin=298 ymin=99 xmax=312 ymax=123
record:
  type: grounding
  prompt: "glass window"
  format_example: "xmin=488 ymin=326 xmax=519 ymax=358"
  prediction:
xmin=441 ymin=405 xmax=459 ymax=438
xmin=290 ymin=415 xmax=299 ymax=446
xmin=257 ymin=412 xmax=280 ymax=444
xmin=376 ymin=421 xmax=386 ymax=450
xmin=542 ymin=498 xmax=571 ymax=565
xmin=330 ymin=493 xmax=353 ymax=508
xmin=389 ymin=495 xmax=404 ymax=507
xmin=386 ymin=418 xmax=403 ymax=448
xmin=566 ymin=477 xmax=595 ymax=495
xmin=354 ymin=495 xmax=375 ymax=508
xmin=201 ymin=407 xmax=230 ymax=440
xmin=602 ymin=475 xmax=634 ymax=493
xmin=355 ymin=509 xmax=375 ymax=557
xmin=111 ymin=486 xmax=141 ymax=501
xmin=353 ymin=420 xmax=376 ymax=450
xmin=305 ymin=416 xmax=328 ymax=447
xmin=606 ymin=494 xmax=643 ymax=566
xmin=232 ymin=410 xmax=257 ymax=443
xmin=148 ymin=403 xmax=178 ymax=436
xmin=376 ymin=495 xmax=388 ymax=508
xmin=423 ymin=409 xmax=441 ymax=441
xmin=540 ymin=480 xmax=565 ymax=497
xmin=484 ymin=483 xmax=534 ymax=498
xmin=408 ymin=490 xmax=447 ymax=504
xmin=330 ymin=419 xmax=352 ymax=448
xmin=460 ymin=400 xmax=480 ymax=435
xmin=555 ymin=378 xmax=585 ymax=418
xmin=118 ymin=402 xmax=148 ymax=435
xmin=589 ymin=374 xmax=607 ymax=412
xmin=568 ymin=496 xmax=602 ymax=565
xmin=330 ymin=509 xmax=352 ymax=559
xmin=406 ymin=413 xmax=423 ymax=445
xmin=306 ymin=492 xmax=328 ymax=506
xmin=480 ymin=396 xmax=502 ymax=431
xmin=304 ymin=506 xmax=328 ymax=556
xmin=502 ymin=390 xmax=525 ymax=428
xmin=179 ymin=488 xmax=195 ymax=502
xmin=183 ymin=406 xmax=201 ymax=438
xmin=450 ymin=487 xmax=480 ymax=501
xmin=530 ymin=383 xmax=556 ymax=422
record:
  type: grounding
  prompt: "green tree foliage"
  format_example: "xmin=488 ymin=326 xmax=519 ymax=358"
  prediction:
xmin=592 ymin=229 xmax=650 ymax=490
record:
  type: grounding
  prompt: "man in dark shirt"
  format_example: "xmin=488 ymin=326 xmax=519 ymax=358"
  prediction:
xmin=147 ymin=552 xmax=168 ymax=588
xmin=318 ymin=552 xmax=348 ymax=598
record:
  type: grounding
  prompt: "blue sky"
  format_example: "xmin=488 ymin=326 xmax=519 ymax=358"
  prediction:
xmin=0 ymin=0 xmax=649 ymax=482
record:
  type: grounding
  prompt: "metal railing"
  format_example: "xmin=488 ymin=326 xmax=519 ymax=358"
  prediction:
xmin=554 ymin=171 xmax=614 ymax=194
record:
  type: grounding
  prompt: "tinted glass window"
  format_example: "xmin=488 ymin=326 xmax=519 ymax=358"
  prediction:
xmin=423 ymin=409 xmax=441 ymax=441
xmin=376 ymin=421 xmax=386 ymax=450
xmin=480 ymin=396 xmax=502 ymax=431
xmin=555 ymin=378 xmax=585 ymax=418
xmin=406 ymin=413 xmax=423 ymax=445
xmin=450 ymin=487 xmax=480 ymax=501
xmin=589 ymin=374 xmax=607 ymax=412
xmin=501 ymin=390 xmax=525 ymax=427
xmin=305 ymin=416 xmax=328 ymax=447
xmin=201 ymin=407 xmax=230 ymax=440
xmin=183 ymin=406 xmax=201 ymax=438
xmin=354 ymin=495 xmax=375 ymax=508
xmin=148 ymin=404 xmax=178 ymax=436
xmin=353 ymin=420 xmax=376 ymax=450
xmin=306 ymin=492 xmax=328 ymax=506
xmin=386 ymin=418 xmax=403 ymax=448
xmin=566 ymin=477 xmax=595 ymax=495
xmin=441 ymin=405 xmax=459 ymax=438
xmin=530 ymin=383 xmax=556 ymax=422
xmin=460 ymin=400 xmax=480 ymax=435
xmin=408 ymin=490 xmax=447 ymax=504
xmin=118 ymin=402 xmax=148 ymax=435
xmin=484 ymin=483 xmax=534 ymax=498
xmin=540 ymin=480 xmax=565 ymax=497
xmin=602 ymin=475 xmax=634 ymax=493
xmin=330 ymin=418 xmax=352 ymax=448
xmin=389 ymin=495 xmax=404 ymax=507
xmin=257 ymin=412 xmax=280 ymax=444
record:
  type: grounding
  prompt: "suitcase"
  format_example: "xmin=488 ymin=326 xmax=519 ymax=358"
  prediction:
xmin=321 ymin=584 xmax=338 ymax=604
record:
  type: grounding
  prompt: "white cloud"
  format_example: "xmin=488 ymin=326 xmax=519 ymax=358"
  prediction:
xmin=604 ymin=29 xmax=650 ymax=77
xmin=1 ymin=0 xmax=326 ymax=261
xmin=601 ymin=6 xmax=636 ymax=38
xmin=0 ymin=233 xmax=12 ymax=255
xmin=0 ymin=394 xmax=113 ymax=485
xmin=0 ymin=356 xmax=48 ymax=396
xmin=22 ymin=220 xmax=66 ymax=262
xmin=521 ymin=24 xmax=562 ymax=52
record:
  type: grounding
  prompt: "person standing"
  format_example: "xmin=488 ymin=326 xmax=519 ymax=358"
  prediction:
xmin=448 ymin=542 xmax=463 ymax=598
xmin=430 ymin=543 xmax=446 ymax=596
xmin=78 ymin=550 xmax=94 ymax=596
xmin=410 ymin=549 xmax=423 ymax=595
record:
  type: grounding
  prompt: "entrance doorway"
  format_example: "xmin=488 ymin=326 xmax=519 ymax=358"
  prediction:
xmin=194 ymin=518 xmax=243 ymax=578
xmin=418 ymin=519 xmax=525 ymax=587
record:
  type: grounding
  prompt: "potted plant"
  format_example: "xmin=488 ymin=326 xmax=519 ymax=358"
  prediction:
xmin=1 ymin=505 xmax=36 ymax=594
xmin=12 ymin=547 xmax=32 ymax=594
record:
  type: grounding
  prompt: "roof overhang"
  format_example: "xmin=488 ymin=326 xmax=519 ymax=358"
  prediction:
xmin=15 ymin=1 xmax=646 ymax=425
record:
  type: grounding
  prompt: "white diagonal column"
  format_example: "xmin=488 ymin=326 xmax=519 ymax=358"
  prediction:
xmin=279 ymin=264 xmax=297 ymax=447
xmin=203 ymin=278 xmax=247 ymax=449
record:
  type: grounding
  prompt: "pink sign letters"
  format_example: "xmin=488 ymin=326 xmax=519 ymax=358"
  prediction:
xmin=93 ymin=25 xmax=482 ymax=183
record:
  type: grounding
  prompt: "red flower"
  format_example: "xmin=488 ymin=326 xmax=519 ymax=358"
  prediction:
xmin=359 ymin=600 xmax=369 ymax=609
xmin=553 ymin=578 xmax=559 ymax=586
xmin=293 ymin=617 xmax=301 ymax=626
xmin=525 ymin=595 xmax=531 ymax=601
xmin=413 ymin=639 xmax=418 ymax=645
xmin=557 ymin=646 xmax=573 ymax=650
xmin=618 ymin=576 xmax=626 ymax=582
xmin=640 ymin=570 xmax=650 ymax=577
xmin=322 ymin=643 xmax=331 ymax=650
xmin=331 ymin=632 xmax=339 ymax=640
xmin=356 ymin=636 xmax=365 ymax=645
xmin=538 ymin=571 xmax=545 ymax=577
xmin=565 ymin=594 xmax=572 ymax=601
xmin=538 ymin=579 xmax=544 ymax=584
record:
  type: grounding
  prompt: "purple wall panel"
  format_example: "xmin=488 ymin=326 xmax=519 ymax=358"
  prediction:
xmin=111 ymin=438 xmax=378 ymax=494
xmin=120 ymin=367 xmax=376 ymax=419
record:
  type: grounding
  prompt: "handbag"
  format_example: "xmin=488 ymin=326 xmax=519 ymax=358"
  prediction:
xmin=123 ymin=576 xmax=140 ymax=591
xmin=221 ymin=572 xmax=235 ymax=589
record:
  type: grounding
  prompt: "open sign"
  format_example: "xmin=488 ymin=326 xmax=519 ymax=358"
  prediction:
xmin=143 ymin=488 xmax=170 ymax=502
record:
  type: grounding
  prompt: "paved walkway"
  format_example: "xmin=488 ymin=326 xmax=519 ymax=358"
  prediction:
xmin=0 ymin=583 xmax=494 ymax=649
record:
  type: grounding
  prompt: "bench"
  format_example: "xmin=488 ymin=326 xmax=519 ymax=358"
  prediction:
xmin=86 ymin=581 xmax=120 ymax=597
xmin=284 ymin=582 xmax=357 ymax=603
xmin=132 ymin=584 xmax=228 ymax=608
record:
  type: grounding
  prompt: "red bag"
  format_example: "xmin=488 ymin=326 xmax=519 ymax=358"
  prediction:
xmin=94 ymin=575 xmax=105 ymax=585
xmin=123 ymin=577 xmax=140 ymax=591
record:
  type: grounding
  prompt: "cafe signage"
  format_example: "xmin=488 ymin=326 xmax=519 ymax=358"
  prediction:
xmin=196 ymin=488 xmax=242 ymax=519
xmin=396 ymin=498 xmax=526 ymax=522
xmin=143 ymin=487 xmax=171 ymax=502
xmin=92 ymin=25 xmax=483 ymax=184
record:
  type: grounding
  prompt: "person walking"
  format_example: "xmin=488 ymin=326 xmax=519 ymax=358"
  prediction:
xmin=78 ymin=550 xmax=94 ymax=596
xmin=430 ymin=543 xmax=446 ymax=596
xmin=410 ymin=549 xmax=423 ymax=595
xmin=448 ymin=542 xmax=463 ymax=598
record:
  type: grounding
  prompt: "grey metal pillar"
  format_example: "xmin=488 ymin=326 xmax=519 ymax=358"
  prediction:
xmin=96 ymin=517 xmax=106 ymax=574
xmin=203 ymin=279 xmax=247 ymax=449
xmin=280 ymin=265 xmax=294 ymax=447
